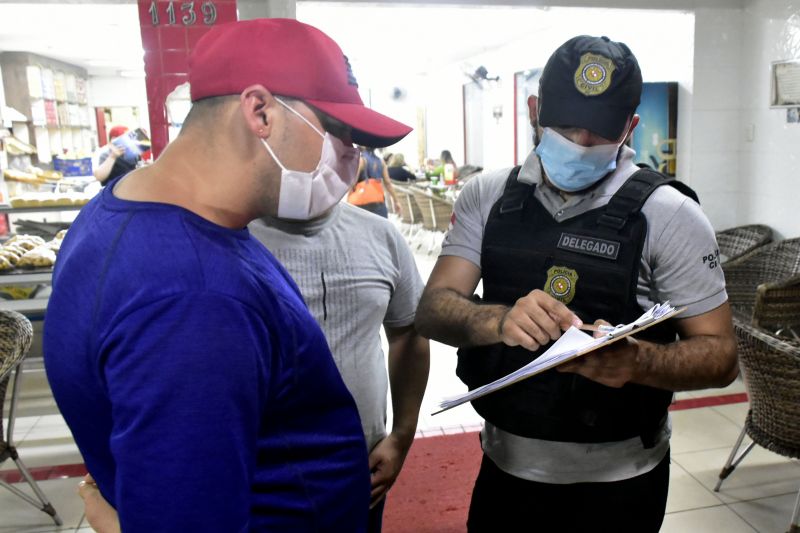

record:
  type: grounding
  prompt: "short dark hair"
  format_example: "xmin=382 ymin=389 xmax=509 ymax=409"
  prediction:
xmin=181 ymin=95 xmax=238 ymax=131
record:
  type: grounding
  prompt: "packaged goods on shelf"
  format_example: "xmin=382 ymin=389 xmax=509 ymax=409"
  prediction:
xmin=3 ymin=136 xmax=37 ymax=156
xmin=53 ymin=154 xmax=92 ymax=177
xmin=0 ymin=232 xmax=64 ymax=272
xmin=0 ymin=232 xmax=66 ymax=300
xmin=3 ymin=168 xmax=61 ymax=197
xmin=16 ymin=244 xmax=57 ymax=268
xmin=8 ymin=191 xmax=93 ymax=208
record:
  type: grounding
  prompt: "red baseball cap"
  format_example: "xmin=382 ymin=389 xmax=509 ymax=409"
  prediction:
xmin=108 ymin=125 xmax=129 ymax=140
xmin=189 ymin=18 xmax=411 ymax=148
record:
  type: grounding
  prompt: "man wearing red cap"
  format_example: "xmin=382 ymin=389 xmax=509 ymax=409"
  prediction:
xmin=93 ymin=126 xmax=139 ymax=185
xmin=416 ymin=35 xmax=737 ymax=531
xmin=44 ymin=18 xmax=411 ymax=532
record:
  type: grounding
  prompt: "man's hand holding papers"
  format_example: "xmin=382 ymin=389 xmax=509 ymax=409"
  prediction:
xmin=436 ymin=302 xmax=681 ymax=414
xmin=557 ymin=318 xmax=640 ymax=388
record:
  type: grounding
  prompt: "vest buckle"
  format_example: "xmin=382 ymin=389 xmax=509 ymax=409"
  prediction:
xmin=499 ymin=200 xmax=525 ymax=214
xmin=598 ymin=213 xmax=627 ymax=230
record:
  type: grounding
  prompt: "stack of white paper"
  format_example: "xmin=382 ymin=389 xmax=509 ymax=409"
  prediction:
xmin=435 ymin=302 xmax=678 ymax=414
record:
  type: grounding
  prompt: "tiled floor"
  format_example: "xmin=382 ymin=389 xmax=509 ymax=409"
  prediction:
xmin=1 ymin=244 xmax=798 ymax=532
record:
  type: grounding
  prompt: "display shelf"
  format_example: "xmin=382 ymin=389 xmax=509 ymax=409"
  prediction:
xmin=0 ymin=204 xmax=85 ymax=214
xmin=0 ymin=52 xmax=92 ymax=159
xmin=0 ymin=270 xmax=53 ymax=285
xmin=0 ymin=297 xmax=48 ymax=315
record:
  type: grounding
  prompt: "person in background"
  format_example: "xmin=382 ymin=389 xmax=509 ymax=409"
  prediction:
xmin=92 ymin=125 xmax=140 ymax=185
xmin=249 ymin=188 xmax=430 ymax=532
xmin=349 ymin=145 xmax=402 ymax=218
xmin=45 ymin=18 xmax=411 ymax=532
xmin=427 ymin=149 xmax=460 ymax=181
xmin=415 ymin=35 xmax=737 ymax=532
xmin=387 ymin=153 xmax=416 ymax=182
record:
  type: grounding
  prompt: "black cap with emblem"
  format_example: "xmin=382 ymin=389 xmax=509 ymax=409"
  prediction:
xmin=538 ymin=35 xmax=642 ymax=141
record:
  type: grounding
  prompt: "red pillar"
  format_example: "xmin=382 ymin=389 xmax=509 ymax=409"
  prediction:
xmin=137 ymin=0 xmax=238 ymax=158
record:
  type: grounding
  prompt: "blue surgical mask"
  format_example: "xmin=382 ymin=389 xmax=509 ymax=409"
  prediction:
xmin=535 ymin=127 xmax=621 ymax=192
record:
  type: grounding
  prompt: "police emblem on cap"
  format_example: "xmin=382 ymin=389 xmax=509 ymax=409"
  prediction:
xmin=544 ymin=266 xmax=578 ymax=305
xmin=574 ymin=53 xmax=615 ymax=96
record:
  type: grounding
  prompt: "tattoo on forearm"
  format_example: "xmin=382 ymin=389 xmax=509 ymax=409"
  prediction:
xmin=638 ymin=334 xmax=737 ymax=391
xmin=417 ymin=287 xmax=506 ymax=347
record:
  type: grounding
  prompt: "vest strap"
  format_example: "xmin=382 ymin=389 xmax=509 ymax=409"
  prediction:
xmin=598 ymin=167 xmax=695 ymax=231
xmin=498 ymin=166 xmax=528 ymax=215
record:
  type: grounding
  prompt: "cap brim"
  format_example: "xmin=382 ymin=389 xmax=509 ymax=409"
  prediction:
xmin=305 ymin=99 xmax=412 ymax=148
xmin=539 ymin=93 xmax=631 ymax=141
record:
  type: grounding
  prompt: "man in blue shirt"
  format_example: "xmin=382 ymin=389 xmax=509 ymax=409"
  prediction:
xmin=44 ymin=19 xmax=411 ymax=532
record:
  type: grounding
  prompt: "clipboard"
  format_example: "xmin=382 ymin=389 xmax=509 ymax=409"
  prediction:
xmin=434 ymin=303 xmax=685 ymax=415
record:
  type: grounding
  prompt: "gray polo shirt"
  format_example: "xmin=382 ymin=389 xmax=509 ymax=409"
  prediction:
xmin=441 ymin=146 xmax=727 ymax=483
xmin=250 ymin=202 xmax=424 ymax=451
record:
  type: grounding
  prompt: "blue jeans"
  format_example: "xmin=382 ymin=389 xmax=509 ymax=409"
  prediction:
xmin=358 ymin=202 xmax=389 ymax=218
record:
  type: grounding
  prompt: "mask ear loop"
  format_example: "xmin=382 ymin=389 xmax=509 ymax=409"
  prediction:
xmin=262 ymin=97 xmax=326 ymax=171
xmin=261 ymin=138 xmax=288 ymax=171
xmin=274 ymin=97 xmax=325 ymax=138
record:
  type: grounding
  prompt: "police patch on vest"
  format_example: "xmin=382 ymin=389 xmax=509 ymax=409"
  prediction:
xmin=545 ymin=266 xmax=578 ymax=304
xmin=574 ymin=53 xmax=615 ymax=96
xmin=557 ymin=232 xmax=620 ymax=260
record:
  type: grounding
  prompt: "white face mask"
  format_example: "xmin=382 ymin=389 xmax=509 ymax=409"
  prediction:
xmin=261 ymin=97 xmax=359 ymax=220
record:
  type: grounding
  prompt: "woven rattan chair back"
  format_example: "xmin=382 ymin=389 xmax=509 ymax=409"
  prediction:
xmin=0 ymin=310 xmax=61 ymax=525
xmin=411 ymin=190 xmax=437 ymax=231
xmin=723 ymin=237 xmax=800 ymax=329
xmin=392 ymin=183 xmax=423 ymax=225
xmin=410 ymin=189 xmax=453 ymax=233
xmin=735 ymin=320 xmax=800 ymax=458
xmin=714 ymin=321 xmax=800 ymax=532
xmin=0 ymin=311 xmax=33 ymax=444
xmin=716 ymin=224 xmax=773 ymax=264
xmin=429 ymin=195 xmax=454 ymax=233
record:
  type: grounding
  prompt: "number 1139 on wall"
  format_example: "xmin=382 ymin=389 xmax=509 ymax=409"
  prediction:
xmin=148 ymin=1 xmax=218 ymax=26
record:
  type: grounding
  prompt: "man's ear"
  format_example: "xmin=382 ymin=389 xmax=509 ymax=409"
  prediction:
xmin=240 ymin=85 xmax=276 ymax=138
xmin=527 ymin=95 xmax=539 ymax=127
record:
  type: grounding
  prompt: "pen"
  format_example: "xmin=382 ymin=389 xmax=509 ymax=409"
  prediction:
xmin=577 ymin=324 xmax=617 ymax=333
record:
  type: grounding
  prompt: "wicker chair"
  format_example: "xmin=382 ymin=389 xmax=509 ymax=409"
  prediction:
xmin=0 ymin=311 xmax=62 ymax=525
xmin=713 ymin=320 xmax=800 ymax=533
xmin=723 ymin=237 xmax=800 ymax=336
xmin=392 ymin=182 xmax=424 ymax=226
xmin=716 ymin=224 xmax=773 ymax=264
xmin=410 ymin=188 xmax=454 ymax=233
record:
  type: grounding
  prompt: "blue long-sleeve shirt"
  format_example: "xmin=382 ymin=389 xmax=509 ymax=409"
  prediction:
xmin=43 ymin=184 xmax=369 ymax=532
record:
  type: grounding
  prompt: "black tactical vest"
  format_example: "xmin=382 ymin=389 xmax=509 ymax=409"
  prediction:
xmin=456 ymin=166 xmax=697 ymax=448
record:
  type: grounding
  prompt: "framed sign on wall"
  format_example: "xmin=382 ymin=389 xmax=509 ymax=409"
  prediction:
xmin=770 ymin=59 xmax=800 ymax=108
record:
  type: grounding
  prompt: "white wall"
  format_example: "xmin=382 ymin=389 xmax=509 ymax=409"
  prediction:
xmin=299 ymin=4 xmax=695 ymax=173
xmin=453 ymin=8 xmax=695 ymax=171
xmin=737 ymin=0 xmax=800 ymax=239
xmin=684 ymin=7 xmax=745 ymax=232
xmin=87 ymin=75 xmax=149 ymax=132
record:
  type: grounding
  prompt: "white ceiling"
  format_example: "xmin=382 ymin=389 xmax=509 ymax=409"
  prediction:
xmin=0 ymin=1 xmax=697 ymax=81
xmin=0 ymin=3 xmax=143 ymax=76
xmin=0 ymin=2 xmax=560 ymax=79
xmin=297 ymin=2 xmax=558 ymax=82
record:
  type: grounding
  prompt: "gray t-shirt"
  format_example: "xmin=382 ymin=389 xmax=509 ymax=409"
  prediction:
xmin=249 ymin=202 xmax=424 ymax=451
xmin=442 ymin=146 xmax=728 ymax=483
